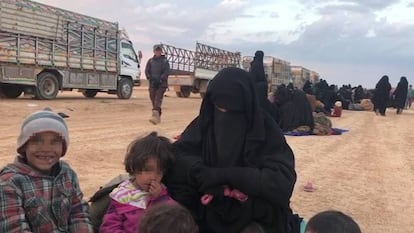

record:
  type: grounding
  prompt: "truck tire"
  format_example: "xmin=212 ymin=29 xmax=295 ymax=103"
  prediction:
xmin=0 ymin=84 xmax=23 ymax=98
xmin=117 ymin=78 xmax=133 ymax=99
xmin=82 ymin=90 xmax=98 ymax=98
xmin=180 ymin=86 xmax=191 ymax=98
xmin=35 ymin=72 xmax=59 ymax=100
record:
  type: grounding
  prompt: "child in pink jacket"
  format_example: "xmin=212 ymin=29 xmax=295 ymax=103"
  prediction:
xmin=100 ymin=132 xmax=175 ymax=233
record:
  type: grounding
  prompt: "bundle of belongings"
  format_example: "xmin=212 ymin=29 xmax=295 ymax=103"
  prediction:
xmin=348 ymin=98 xmax=374 ymax=111
xmin=284 ymin=112 xmax=348 ymax=136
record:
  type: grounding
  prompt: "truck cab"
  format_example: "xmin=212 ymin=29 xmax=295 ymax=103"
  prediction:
xmin=120 ymin=39 xmax=141 ymax=87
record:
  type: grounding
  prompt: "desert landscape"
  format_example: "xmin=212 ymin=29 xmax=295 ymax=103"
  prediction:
xmin=1 ymin=84 xmax=413 ymax=233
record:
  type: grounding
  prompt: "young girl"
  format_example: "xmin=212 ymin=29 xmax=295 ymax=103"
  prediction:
xmin=100 ymin=132 xmax=175 ymax=233
xmin=0 ymin=108 xmax=93 ymax=232
xmin=305 ymin=210 xmax=361 ymax=233
xmin=139 ymin=203 xmax=199 ymax=233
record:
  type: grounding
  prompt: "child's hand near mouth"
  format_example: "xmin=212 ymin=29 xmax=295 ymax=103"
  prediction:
xmin=149 ymin=180 xmax=162 ymax=198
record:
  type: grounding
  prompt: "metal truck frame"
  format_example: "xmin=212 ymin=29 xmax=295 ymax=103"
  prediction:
xmin=162 ymin=42 xmax=241 ymax=98
xmin=0 ymin=0 xmax=140 ymax=99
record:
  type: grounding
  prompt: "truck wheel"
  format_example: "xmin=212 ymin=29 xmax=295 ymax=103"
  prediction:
xmin=117 ymin=78 xmax=133 ymax=99
xmin=180 ymin=86 xmax=191 ymax=98
xmin=35 ymin=72 xmax=59 ymax=100
xmin=176 ymin=92 xmax=183 ymax=97
xmin=0 ymin=84 xmax=23 ymax=98
xmin=82 ymin=90 xmax=98 ymax=98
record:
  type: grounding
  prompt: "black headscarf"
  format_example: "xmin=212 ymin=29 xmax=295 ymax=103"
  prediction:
xmin=393 ymin=76 xmax=408 ymax=108
xmin=199 ymin=67 xmax=265 ymax=167
xmin=164 ymin=67 xmax=296 ymax=233
xmin=274 ymin=86 xmax=314 ymax=132
xmin=248 ymin=51 xmax=279 ymax=122
xmin=249 ymin=50 xmax=266 ymax=84
xmin=372 ymin=75 xmax=391 ymax=113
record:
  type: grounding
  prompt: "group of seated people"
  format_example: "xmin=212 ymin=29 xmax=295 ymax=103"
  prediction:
xmin=268 ymin=79 xmax=381 ymax=136
xmin=270 ymin=83 xmax=339 ymax=135
xmin=0 ymin=68 xmax=361 ymax=233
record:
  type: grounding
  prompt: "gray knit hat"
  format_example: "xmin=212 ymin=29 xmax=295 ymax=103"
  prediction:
xmin=17 ymin=108 xmax=69 ymax=156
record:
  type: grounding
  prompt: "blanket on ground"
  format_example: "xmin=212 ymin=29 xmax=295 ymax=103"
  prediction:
xmin=284 ymin=128 xmax=349 ymax=136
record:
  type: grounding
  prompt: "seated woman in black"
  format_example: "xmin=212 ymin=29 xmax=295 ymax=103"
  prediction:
xmin=163 ymin=67 xmax=297 ymax=233
xmin=273 ymin=85 xmax=314 ymax=132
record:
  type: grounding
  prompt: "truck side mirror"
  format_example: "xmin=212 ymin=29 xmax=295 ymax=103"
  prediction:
xmin=138 ymin=50 xmax=143 ymax=61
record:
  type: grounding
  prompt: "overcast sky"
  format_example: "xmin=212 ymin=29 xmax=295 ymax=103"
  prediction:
xmin=37 ymin=0 xmax=413 ymax=88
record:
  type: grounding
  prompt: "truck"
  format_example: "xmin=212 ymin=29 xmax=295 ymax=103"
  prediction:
xmin=242 ymin=55 xmax=292 ymax=92
xmin=161 ymin=42 xmax=241 ymax=98
xmin=0 ymin=0 xmax=141 ymax=99
xmin=290 ymin=65 xmax=311 ymax=89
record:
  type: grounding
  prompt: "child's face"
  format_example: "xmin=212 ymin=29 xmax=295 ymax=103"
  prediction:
xmin=25 ymin=132 xmax=64 ymax=174
xmin=134 ymin=157 xmax=163 ymax=192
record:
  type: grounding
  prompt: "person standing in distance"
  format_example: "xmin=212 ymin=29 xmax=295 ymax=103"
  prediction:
xmin=145 ymin=44 xmax=170 ymax=125
xmin=249 ymin=50 xmax=278 ymax=123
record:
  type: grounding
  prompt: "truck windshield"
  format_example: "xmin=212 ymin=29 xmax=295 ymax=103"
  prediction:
xmin=121 ymin=42 xmax=138 ymax=62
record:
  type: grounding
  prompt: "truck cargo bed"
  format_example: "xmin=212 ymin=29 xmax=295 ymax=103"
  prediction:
xmin=0 ymin=0 xmax=119 ymax=72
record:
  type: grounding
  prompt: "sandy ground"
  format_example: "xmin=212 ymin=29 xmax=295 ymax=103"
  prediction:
xmin=1 ymin=84 xmax=413 ymax=233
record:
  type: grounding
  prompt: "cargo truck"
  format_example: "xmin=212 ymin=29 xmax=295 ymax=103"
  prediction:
xmin=0 ymin=0 xmax=141 ymax=99
xmin=242 ymin=55 xmax=292 ymax=92
xmin=161 ymin=42 xmax=241 ymax=98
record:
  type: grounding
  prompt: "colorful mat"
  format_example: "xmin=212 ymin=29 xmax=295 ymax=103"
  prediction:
xmin=284 ymin=128 xmax=349 ymax=136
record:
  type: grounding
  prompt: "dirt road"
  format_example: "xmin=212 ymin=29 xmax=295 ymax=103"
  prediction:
xmin=1 ymin=86 xmax=413 ymax=233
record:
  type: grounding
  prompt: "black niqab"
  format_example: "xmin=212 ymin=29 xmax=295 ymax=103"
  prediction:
xmin=372 ymin=75 xmax=391 ymax=114
xmin=393 ymin=76 xmax=408 ymax=108
xmin=164 ymin=67 xmax=296 ymax=233
xmin=213 ymin=108 xmax=246 ymax=167
xmin=199 ymin=67 xmax=265 ymax=167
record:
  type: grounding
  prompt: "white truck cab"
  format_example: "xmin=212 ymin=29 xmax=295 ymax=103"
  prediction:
xmin=120 ymin=39 xmax=141 ymax=86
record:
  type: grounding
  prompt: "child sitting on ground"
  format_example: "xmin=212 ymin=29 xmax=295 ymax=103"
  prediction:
xmin=100 ymin=132 xmax=175 ymax=233
xmin=330 ymin=101 xmax=343 ymax=117
xmin=305 ymin=210 xmax=361 ymax=233
xmin=139 ymin=203 xmax=198 ymax=233
xmin=0 ymin=108 xmax=93 ymax=232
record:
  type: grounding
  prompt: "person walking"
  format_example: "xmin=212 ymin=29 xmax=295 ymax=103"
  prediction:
xmin=145 ymin=44 xmax=170 ymax=124
xmin=407 ymin=84 xmax=414 ymax=109
xmin=393 ymin=76 xmax=408 ymax=114
xmin=372 ymin=75 xmax=391 ymax=116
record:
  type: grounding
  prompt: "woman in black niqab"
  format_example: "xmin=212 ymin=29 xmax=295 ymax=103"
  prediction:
xmin=393 ymin=76 xmax=408 ymax=114
xmin=163 ymin=67 xmax=297 ymax=233
xmin=249 ymin=50 xmax=279 ymax=122
xmin=372 ymin=75 xmax=392 ymax=116
xmin=273 ymin=85 xmax=314 ymax=132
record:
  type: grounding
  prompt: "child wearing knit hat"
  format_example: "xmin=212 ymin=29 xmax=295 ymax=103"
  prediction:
xmin=0 ymin=108 xmax=93 ymax=233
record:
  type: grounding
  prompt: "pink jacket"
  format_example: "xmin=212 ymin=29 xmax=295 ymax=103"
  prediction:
xmin=100 ymin=186 xmax=174 ymax=233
